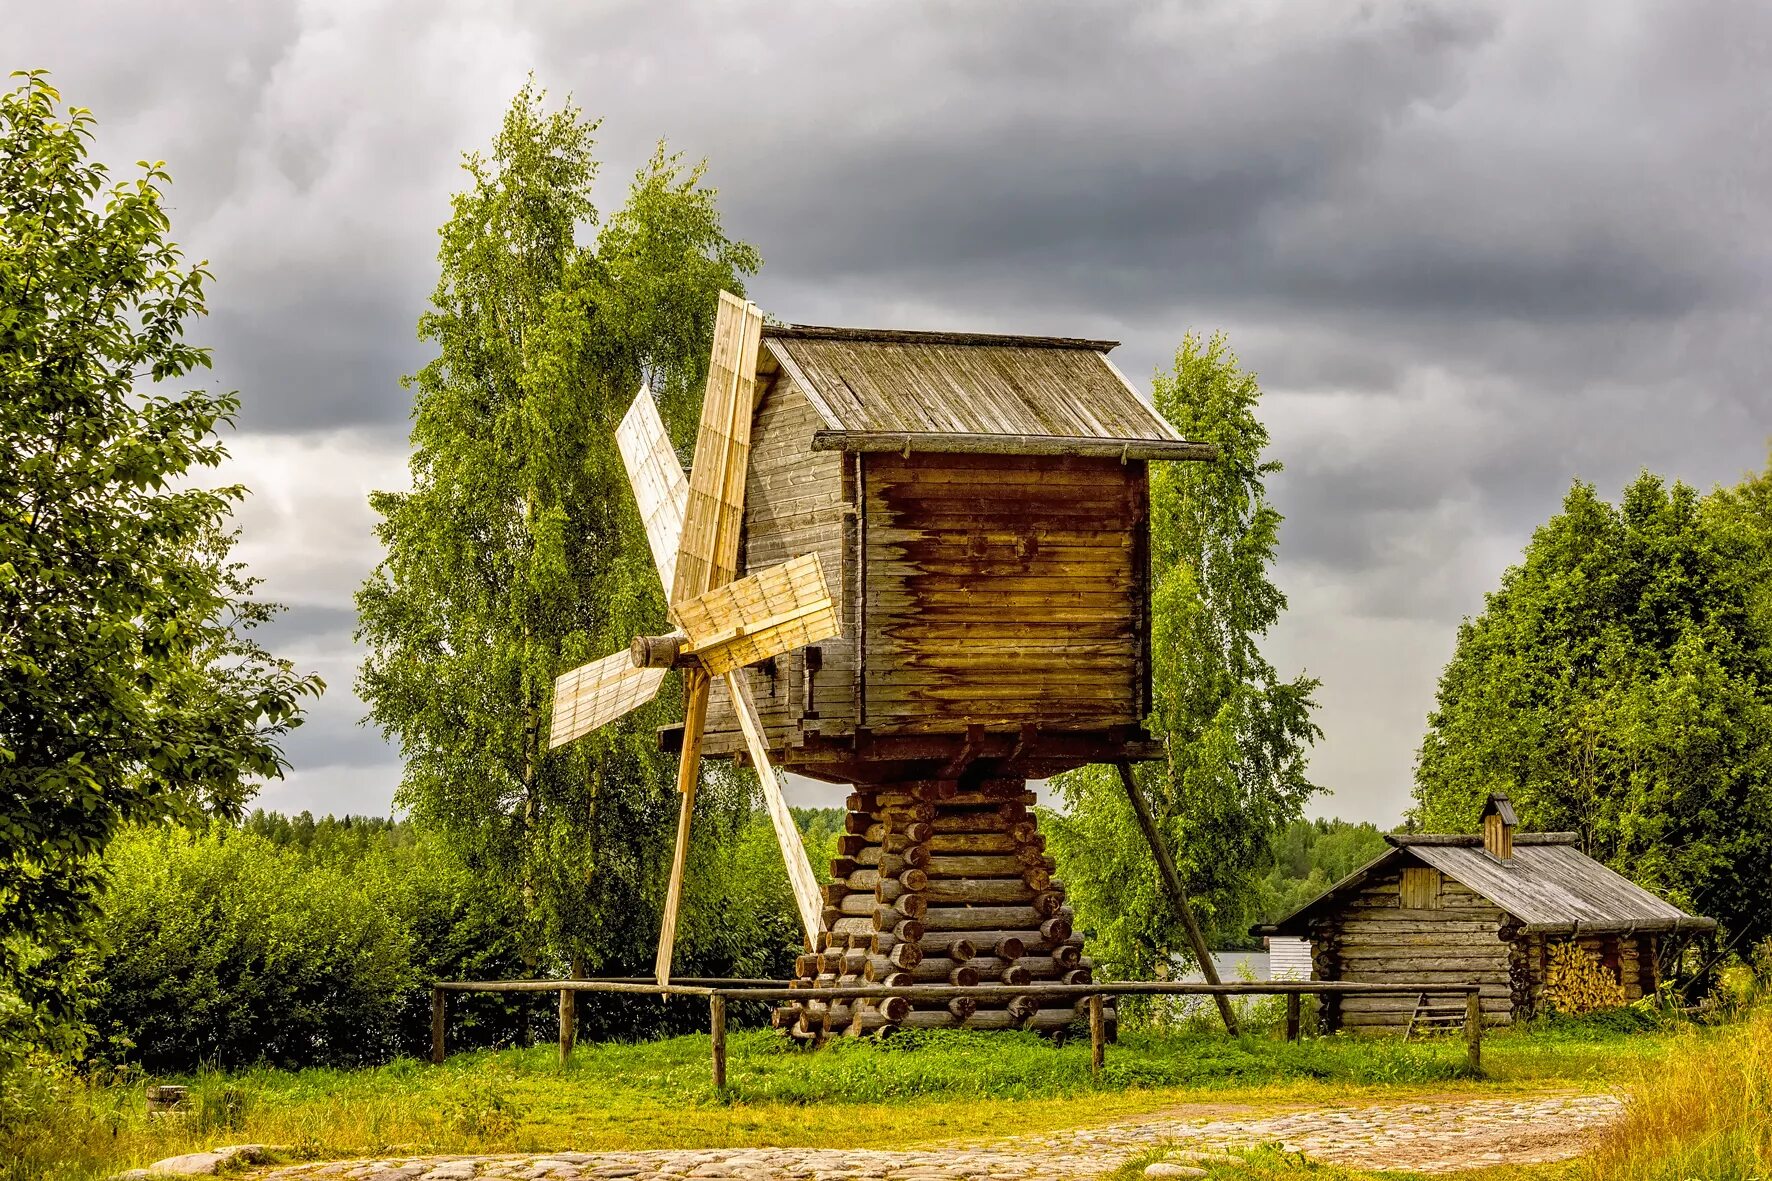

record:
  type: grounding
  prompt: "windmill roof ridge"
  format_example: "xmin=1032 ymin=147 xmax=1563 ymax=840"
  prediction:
xmin=764 ymin=323 xmax=1122 ymax=351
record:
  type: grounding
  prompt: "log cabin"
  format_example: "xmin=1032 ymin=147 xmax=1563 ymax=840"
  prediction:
xmin=1254 ymin=794 xmax=1717 ymax=1034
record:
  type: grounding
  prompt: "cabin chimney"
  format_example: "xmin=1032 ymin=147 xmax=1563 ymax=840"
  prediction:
xmin=1481 ymin=793 xmax=1517 ymax=860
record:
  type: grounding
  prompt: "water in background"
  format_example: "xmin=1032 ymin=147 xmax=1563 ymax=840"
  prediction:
xmin=1185 ymin=951 xmax=1270 ymax=982
xmin=1164 ymin=943 xmax=1310 ymax=1019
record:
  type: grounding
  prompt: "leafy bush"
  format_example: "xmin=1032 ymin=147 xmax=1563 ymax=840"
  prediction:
xmin=75 ymin=806 xmax=823 ymax=1070
xmin=87 ymin=827 xmax=412 ymax=1070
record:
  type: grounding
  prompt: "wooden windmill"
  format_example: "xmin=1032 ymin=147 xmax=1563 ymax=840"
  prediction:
xmin=546 ymin=292 xmax=835 ymax=984
xmin=552 ymin=290 xmax=1219 ymax=1030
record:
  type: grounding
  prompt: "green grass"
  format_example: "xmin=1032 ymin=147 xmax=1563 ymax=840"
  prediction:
xmin=2 ymin=1019 xmax=1687 ymax=1181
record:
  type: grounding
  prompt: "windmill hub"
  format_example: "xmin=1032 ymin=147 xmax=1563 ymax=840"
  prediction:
xmin=630 ymin=632 xmax=691 ymax=669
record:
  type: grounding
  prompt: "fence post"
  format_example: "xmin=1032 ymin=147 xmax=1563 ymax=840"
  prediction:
xmin=431 ymin=987 xmax=446 ymax=1065
xmin=1285 ymin=992 xmax=1301 ymax=1042
xmin=558 ymin=984 xmax=576 ymax=1064
xmin=1088 ymin=994 xmax=1105 ymax=1081
xmin=709 ymin=994 xmax=728 ymax=1090
xmin=1465 ymin=989 xmax=1482 ymax=1072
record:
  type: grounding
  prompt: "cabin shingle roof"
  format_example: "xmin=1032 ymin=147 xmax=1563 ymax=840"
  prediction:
xmin=1405 ymin=840 xmax=1707 ymax=933
xmin=1259 ymin=832 xmax=1716 ymax=937
xmin=761 ymin=325 xmax=1213 ymax=461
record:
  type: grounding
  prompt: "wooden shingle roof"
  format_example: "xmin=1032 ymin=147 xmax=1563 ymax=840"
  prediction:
xmin=1259 ymin=832 xmax=1716 ymax=937
xmin=1403 ymin=838 xmax=1709 ymax=933
xmin=761 ymin=325 xmax=1217 ymax=462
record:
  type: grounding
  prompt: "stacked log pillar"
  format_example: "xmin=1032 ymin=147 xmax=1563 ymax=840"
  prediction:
xmin=775 ymin=778 xmax=1111 ymax=1037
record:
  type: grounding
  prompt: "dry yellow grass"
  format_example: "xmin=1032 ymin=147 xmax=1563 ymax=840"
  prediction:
xmin=1578 ymin=1005 xmax=1772 ymax=1181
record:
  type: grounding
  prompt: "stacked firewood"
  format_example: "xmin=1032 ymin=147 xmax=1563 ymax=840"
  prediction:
xmin=773 ymin=778 xmax=1112 ymax=1038
xmin=1541 ymin=940 xmax=1626 ymax=1014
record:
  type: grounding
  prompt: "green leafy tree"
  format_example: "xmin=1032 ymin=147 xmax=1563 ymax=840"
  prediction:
xmin=1047 ymin=333 xmax=1322 ymax=975
xmin=0 ymin=72 xmax=318 ymax=1054
xmin=1254 ymin=817 xmax=1388 ymax=927
xmin=1413 ymin=466 xmax=1772 ymax=946
xmin=355 ymin=81 xmax=760 ymax=985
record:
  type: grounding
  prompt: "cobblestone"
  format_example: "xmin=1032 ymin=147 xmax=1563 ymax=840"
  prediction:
xmin=247 ymin=1092 xmax=1624 ymax=1180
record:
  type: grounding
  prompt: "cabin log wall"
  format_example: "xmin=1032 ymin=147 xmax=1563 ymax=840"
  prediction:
xmin=1310 ymin=870 xmax=1669 ymax=1030
xmin=1309 ymin=866 xmax=1512 ymax=1032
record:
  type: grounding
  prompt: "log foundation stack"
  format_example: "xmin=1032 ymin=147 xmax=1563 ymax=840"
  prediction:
xmin=773 ymin=778 xmax=1113 ymax=1038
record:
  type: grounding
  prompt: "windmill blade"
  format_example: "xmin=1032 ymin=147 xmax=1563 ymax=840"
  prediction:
xmin=655 ymin=667 xmax=710 ymax=986
xmin=617 ymin=386 xmax=688 ymax=594
xmin=725 ymin=670 xmax=824 ymax=947
xmin=547 ymin=650 xmax=668 ymax=750
xmin=670 ymin=291 xmax=764 ymax=606
xmin=670 ymin=552 xmax=839 ymax=676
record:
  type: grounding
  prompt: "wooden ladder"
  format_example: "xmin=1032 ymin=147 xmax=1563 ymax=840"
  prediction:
xmin=1405 ymin=992 xmax=1470 ymax=1040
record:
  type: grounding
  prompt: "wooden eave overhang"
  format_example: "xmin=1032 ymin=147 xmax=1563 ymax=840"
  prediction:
xmin=808 ymin=430 xmax=1216 ymax=461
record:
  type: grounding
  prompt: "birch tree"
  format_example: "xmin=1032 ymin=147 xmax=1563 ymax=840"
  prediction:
xmin=356 ymin=82 xmax=760 ymax=984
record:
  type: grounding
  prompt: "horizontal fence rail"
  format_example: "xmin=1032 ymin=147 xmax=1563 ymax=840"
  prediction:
xmin=431 ymin=977 xmax=1485 ymax=1086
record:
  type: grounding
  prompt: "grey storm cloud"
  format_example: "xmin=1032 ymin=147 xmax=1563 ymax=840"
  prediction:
xmin=13 ymin=0 xmax=1772 ymax=823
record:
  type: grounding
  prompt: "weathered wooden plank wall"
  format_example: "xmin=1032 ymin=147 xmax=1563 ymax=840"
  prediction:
xmin=701 ymin=373 xmax=849 ymax=754
xmin=861 ymin=453 xmax=1145 ymax=733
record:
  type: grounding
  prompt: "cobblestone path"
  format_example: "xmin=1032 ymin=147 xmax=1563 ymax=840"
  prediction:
xmin=250 ymin=1092 xmax=1624 ymax=1180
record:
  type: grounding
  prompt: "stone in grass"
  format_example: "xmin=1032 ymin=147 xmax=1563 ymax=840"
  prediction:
xmin=141 ymin=1145 xmax=277 ymax=1176
xmin=1143 ymin=1164 xmax=1209 ymax=1179
xmin=420 ymin=1165 xmax=481 ymax=1181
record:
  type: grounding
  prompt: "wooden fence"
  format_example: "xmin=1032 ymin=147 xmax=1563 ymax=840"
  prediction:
xmin=430 ymin=977 xmax=1485 ymax=1086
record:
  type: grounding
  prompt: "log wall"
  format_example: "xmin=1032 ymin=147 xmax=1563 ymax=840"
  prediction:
xmin=773 ymin=778 xmax=1105 ymax=1037
xmin=1308 ymin=865 xmax=1513 ymax=1033
xmin=699 ymin=378 xmax=1155 ymax=757
xmin=860 ymin=452 xmax=1147 ymax=734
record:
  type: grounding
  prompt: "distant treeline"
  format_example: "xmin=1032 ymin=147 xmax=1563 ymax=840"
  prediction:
xmin=1247 ymin=818 xmax=1388 ymax=943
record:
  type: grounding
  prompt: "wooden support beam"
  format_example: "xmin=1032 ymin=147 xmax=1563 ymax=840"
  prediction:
xmin=1117 ymin=762 xmax=1239 ymax=1036
xmin=559 ymin=986 xmax=576 ymax=1063
xmin=939 ymin=724 xmax=986 ymax=781
xmin=1466 ymin=991 xmax=1482 ymax=1073
xmin=1285 ymin=992 xmax=1301 ymax=1042
xmin=656 ymin=670 xmax=710 ymax=985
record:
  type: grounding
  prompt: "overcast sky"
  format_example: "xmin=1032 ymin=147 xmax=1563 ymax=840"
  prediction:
xmin=16 ymin=1 xmax=1769 ymax=825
